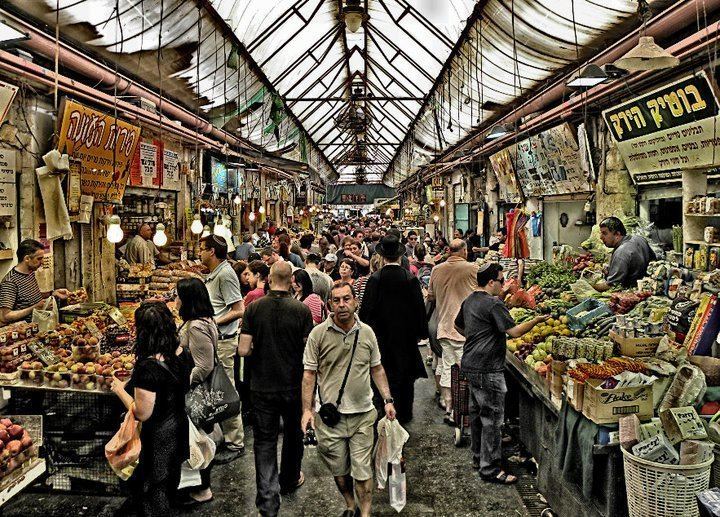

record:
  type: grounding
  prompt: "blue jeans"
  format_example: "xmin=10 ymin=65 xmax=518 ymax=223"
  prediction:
xmin=466 ymin=371 xmax=507 ymax=478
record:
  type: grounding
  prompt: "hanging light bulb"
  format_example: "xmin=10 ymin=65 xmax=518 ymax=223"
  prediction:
xmin=106 ymin=215 xmax=124 ymax=244
xmin=258 ymin=205 xmax=266 ymax=214
xmin=233 ymin=194 xmax=241 ymax=205
xmin=201 ymin=225 xmax=211 ymax=238
xmin=299 ymin=209 xmax=305 ymax=216
xmin=433 ymin=214 xmax=440 ymax=223
xmin=190 ymin=214 xmax=203 ymax=235
xmin=249 ymin=211 xmax=256 ymax=222
xmin=439 ymin=199 xmax=447 ymax=208
xmin=153 ymin=223 xmax=168 ymax=247
xmin=214 ymin=219 xmax=225 ymax=236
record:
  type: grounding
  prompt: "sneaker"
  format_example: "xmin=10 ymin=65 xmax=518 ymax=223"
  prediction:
xmin=214 ymin=445 xmax=245 ymax=465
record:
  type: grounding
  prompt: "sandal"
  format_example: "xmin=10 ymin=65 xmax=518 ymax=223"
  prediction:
xmin=481 ymin=470 xmax=518 ymax=485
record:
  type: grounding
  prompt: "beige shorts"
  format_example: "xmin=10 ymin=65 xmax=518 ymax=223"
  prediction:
xmin=314 ymin=408 xmax=377 ymax=481
xmin=439 ymin=338 xmax=464 ymax=388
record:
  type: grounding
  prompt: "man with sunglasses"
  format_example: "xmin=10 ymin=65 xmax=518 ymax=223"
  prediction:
xmin=404 ymin=231 xmax=419 ymax=259
xmin=199 ymin=234 xmax=246 ymax=463
xmin=455 ymin=262 xmax=548 ymax=486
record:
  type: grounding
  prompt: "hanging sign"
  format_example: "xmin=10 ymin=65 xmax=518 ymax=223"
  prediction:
xmin=66 ymin=159 xmax=82 ymax=214
xmin=0 ymin=148 xmax=16 ymax=217
xmin=210 ymin=157 xmax=228 ymax=193
xmin=489 ymin=147 xmax=522 ymax=202
xmin=603 ymin=72 xmax=720 ymax=181
xmin=162 ymin=149 xmax=181 ymax=191
xmin=57 ymin=99 xmax=141 ymax=203
xmin=0 ymin=81 xmax=18 ymax=126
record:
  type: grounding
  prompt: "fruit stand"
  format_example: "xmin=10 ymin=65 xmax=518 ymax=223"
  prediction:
xmin=0 ymin=415 xmax=46 ymax=507
xmin=497 ymin=253 xmax=720 ymax=517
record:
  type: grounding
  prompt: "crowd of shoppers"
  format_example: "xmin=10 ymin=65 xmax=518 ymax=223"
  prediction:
xmin=107 ymin=214 xmax=539 ymax=515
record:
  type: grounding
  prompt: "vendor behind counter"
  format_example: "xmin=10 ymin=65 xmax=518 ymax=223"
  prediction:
xmin=594 ymin=217 xmax=655 ymax=291
xmin=0 ymin=239 xmax=69 ymax=324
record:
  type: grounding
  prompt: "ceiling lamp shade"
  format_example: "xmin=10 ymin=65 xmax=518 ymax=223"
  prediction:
xmin=486 ymin=124 xmax=513 ymax=140
xmin=566 ymin=64 xmax=608 ymax=88
xmin=0 ymin=21 xmax=29 ymax=48
xmin=201 ymin=225 xmax=211 ymax=238
xmin=613 ymin=36 xmax=679 ymax=72
xmin=343 ymin=0 xmax=367 ymax=33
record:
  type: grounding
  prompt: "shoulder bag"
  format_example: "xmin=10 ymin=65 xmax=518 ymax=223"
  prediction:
xmin=317 ymin=329 xmax=360 ymax=427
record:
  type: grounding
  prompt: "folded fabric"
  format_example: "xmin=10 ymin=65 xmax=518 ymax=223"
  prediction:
xmin=36 ymin=150 xmax=72 ymax=241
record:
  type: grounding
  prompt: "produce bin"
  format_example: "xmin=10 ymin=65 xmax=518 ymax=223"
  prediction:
xmin=567 ymin=299 xmax=613 ymax=332
xmin=622 ymin=447 xmax=712 ymax=517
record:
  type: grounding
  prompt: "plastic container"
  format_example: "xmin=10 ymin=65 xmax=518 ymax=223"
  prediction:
xmin=42 ymin=369 xmax=71 ymax=389
xmin=567 ymin=298 xmax=613 ymax=332
xmin=18 ymin=367 xmax=44 ymax=386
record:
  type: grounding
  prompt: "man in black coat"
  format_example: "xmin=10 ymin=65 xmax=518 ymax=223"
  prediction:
xmin=359 ymin=235 xmax=428 ymax=424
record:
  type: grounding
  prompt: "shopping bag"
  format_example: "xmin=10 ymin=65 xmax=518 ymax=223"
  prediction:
xmin=185 ymin=355 xmax=240 ymax=428
xmin=187 ymin=417 xmax=216 ymax=470
xmin=105 ymin=411 xmax=141 ymax=480
xmin=178 ymin=463 xmax=202 ymax=490
xmin=374 ymin=417 xmax=409 ymax=489
xmin=32 ymin=296 xmax=58 ymax=333
xmin=388 ymin=461 xmax=407 ymax=513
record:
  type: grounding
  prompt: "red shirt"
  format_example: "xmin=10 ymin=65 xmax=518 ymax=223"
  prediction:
xmin=244 ymin=287 xmax=265 ymax=306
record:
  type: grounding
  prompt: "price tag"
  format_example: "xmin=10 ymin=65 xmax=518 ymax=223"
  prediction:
xmin=84 ymin=320 xmax=103 ymax=340
xmin=106 ymin=306 xmax=127 ymax=326
xmin=28 ymin=342 xmax=60 ymax=366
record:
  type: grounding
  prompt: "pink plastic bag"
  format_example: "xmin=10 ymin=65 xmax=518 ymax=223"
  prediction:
xmin=105 ymin=411 xmax=141 ymax=480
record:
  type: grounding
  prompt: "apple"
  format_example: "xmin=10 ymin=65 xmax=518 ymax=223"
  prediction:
xmin=57 ymin=380 xmax=69 ymax=389
xmin=0 ymin=430 xmax=10 ymax=443
xmin=85 ymin=382 xmax=95 ymax=390
xmin=7 ymin=425 xmax=22 ymax=439
xmin=1 ymin=418 xmax=13 ymax=427
xmin=6 ymin=440 xmax=21 ymax=455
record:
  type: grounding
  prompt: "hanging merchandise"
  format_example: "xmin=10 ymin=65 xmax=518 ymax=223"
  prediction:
xmin=531 ymin=211 xmax=543 ymax=238
xmin=35 ymin=150 xmax=72 ymax=241
xmin=504 ymin=208 xmax=530 ymax=259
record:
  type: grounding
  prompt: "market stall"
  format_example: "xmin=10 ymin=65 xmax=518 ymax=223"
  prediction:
xmin=500 ymin=244 xmax=720 ymax=517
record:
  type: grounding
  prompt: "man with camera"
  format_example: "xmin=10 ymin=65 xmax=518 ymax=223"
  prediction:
xmin=301 ymin=282 xmax=396 ymax=517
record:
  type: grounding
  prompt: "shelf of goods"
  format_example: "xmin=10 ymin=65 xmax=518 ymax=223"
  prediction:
xmin=0 ymin=415 xmax=45 ymax=507
xmin=502 ymin=257 xmax=720 ymax=517
xmin=116 ymin=260 xmax=207 ymax=302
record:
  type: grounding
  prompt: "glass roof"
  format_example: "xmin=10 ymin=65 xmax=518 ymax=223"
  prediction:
xmin=5 ymin=0 xmax=659 ymax=186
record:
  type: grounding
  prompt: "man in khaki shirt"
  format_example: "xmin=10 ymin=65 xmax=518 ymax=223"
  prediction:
xmin=427 ymin=239 xmax=479 ymax=423
xmin=301 ymin=282 xmax=396 ymax=517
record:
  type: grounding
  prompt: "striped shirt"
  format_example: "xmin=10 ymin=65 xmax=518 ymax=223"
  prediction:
xmin=302 ymin=293 xmax=325 ymax=324
xmin=0 ymin=268 xmax=43 ymax=320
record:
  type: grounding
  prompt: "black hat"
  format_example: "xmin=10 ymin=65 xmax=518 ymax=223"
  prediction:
xmin=375 ymin=235 xmax=405 ymax=258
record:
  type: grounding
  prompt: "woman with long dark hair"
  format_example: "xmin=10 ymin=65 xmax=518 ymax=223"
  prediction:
xmin=175 ymin=278 xmax=219 ymax=505
xmin=291 ymin=269 xmax=325 ymax=324
xmin=112 ymin=301 xmax=191 ymax=516
xmin=232 ymin=260 xmax=251 ymax=297
xmin=243 ymin=260 xmax=270 ymax=306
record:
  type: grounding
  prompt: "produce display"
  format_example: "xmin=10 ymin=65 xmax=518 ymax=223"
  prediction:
xmin=525 ymin=262 xmax=577 ymax=290
xmin=0 ymin=417 xmax=37 ymax=481
xmin=0 ymin=308 xmax=135 ymax=393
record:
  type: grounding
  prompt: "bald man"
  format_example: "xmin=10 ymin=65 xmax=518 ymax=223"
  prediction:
xmin=427 ymin=239 xmax=479 ymax=423
xmin=238 ymin=261 xmax=314 ymax=515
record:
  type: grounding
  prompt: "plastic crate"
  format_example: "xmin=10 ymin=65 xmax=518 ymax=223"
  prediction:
xmin=567 ymin=298 xmax=612 ymax=332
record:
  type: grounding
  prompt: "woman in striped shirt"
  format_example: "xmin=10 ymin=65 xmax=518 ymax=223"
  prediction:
xmin=291 ymin=269 xmax=325 ymax=325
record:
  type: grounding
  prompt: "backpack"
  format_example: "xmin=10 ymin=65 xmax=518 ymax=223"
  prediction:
xmin=416 ymin=263 xmax=432 ymax=289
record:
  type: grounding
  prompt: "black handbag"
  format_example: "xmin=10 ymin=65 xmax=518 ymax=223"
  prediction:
xmin=184 ymin=351 xmax=241 ymax=428
xmin=318 ymin=330 xmax=359 ymax=428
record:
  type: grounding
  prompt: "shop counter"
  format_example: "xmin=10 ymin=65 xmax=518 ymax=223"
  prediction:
xmin=505 ymin=351 xmax=628 ymax=517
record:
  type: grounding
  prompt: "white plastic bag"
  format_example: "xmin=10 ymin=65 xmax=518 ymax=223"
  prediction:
xmin=187 ymin=417 xmax=216 ymax=470
xmin=32 ymin=296 xmax=58 ymax=333
xmin=388 ymin=462 xmax=407 ymax=513
xmin=374 ymin=417 xmax=409 ymax=489
xmin=178 ymin=463 xmax=202 ymax=489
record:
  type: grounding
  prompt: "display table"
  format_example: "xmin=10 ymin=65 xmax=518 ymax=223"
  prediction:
xmin=0 ymin=383 xmax=121 ymax=493
xmin=505 ymin=352 xmax=628 ymax=517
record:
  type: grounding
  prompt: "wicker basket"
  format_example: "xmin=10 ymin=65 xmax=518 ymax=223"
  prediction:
xmin=622 ymin=447 xmax=712 ymax=517
xmin=689 ymin=356 xmax=720 ymax=386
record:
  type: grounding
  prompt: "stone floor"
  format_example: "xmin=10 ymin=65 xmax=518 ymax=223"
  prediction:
xmin=3 ymin=353 xmax=535 ymax=516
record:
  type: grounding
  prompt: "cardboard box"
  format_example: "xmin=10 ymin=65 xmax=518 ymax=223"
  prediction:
xmin=660 ymin=406 xmax=708 ymax=444
xmin=632 ymin=433 xmax=679 ymax=464
xmin=582 ymin=379 xmax=654 ymax=425
xmin=610 ymin=331 xmax=662 ymax=357
xmin=566 ymin=377 xmax=584 ymax=412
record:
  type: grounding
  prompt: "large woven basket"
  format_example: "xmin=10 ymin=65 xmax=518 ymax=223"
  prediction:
xmin=622 ymin=447 xmax=712 ymax=517
xmin=712 ymin=445 xmax=720 ymax=488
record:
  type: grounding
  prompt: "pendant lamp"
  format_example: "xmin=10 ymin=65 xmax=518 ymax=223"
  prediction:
xmin=613 ymin=36 xmax=679 ymax=72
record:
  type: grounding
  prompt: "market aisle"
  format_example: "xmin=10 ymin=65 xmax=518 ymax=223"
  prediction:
xmin=3 ymin=352 xmax=531 ymax=516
